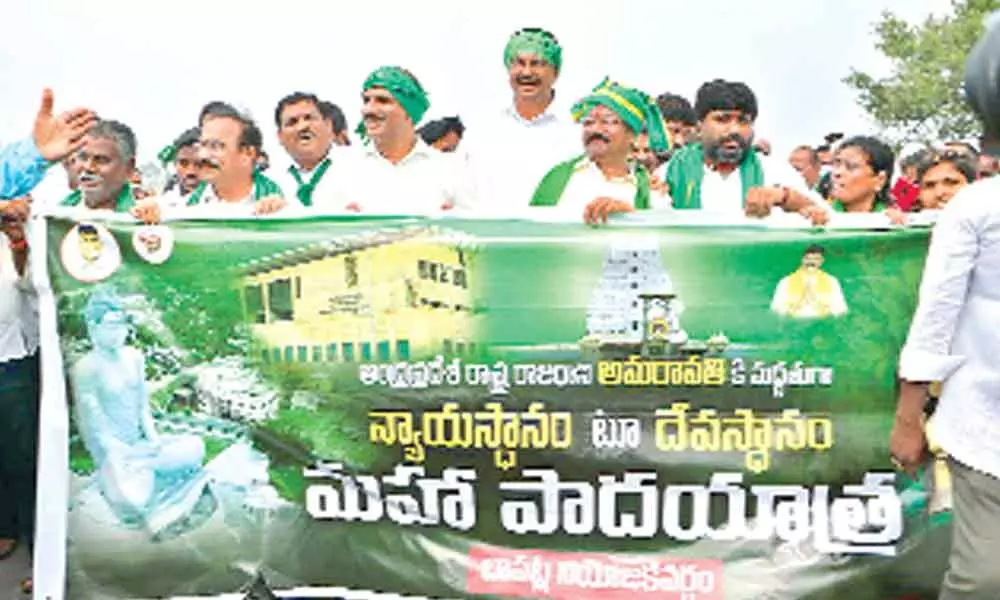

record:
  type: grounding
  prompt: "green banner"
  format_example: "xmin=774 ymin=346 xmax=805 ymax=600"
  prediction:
xmin=38 ymin=216 xmax=949 ymax=599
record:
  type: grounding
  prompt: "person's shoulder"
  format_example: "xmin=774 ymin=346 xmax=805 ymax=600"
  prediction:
xmin=944 ymin=176 xmax=1000 ymax=219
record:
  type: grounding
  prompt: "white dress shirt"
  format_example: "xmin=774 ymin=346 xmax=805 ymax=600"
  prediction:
xmin=0 ymin=232 xmax=37 ymax=362
xmin=696 ymin=152 xmax=824 ymax=215
xmin=466 ymin=103 xmax=579 ymax=213
xmin=272 ymin=147 xmax=347 ymax=209
xmin=324 ymin=140 xmax=475 ymax=215
xmin=552 ymin=157 xmax=672 ymax=217
xmin=898 ymin=177 xmax=1000 ymax=479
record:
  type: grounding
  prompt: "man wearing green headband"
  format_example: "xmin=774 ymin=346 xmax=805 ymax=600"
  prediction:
xmin=330 ymin=66 xmax=474 ymax=214
xmin=465 ymin=28 xmax=577 ymax=211
xmin=529 ymin=80 xmax=671 ymax=224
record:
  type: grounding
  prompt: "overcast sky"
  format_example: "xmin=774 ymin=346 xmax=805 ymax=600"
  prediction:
xmin=0 ymin=0 xmax=954 ymax=166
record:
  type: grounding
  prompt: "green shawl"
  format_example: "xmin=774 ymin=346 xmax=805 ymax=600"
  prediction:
xmin=831 ymin=198 xmax=888 ymax=212
xmin=187 ymin=172 xmax=283 ymax=206
xmin=530 ymin=154 xmax=651 ymax=209
xmin=664 ymin=143 xmax=765 ymax=209
xmin=60 ymin=184 xmax=136 ymax=213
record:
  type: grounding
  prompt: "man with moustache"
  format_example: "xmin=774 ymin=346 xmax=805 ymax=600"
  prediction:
xmin=60 ymin=120 xmax=138 ymax=213
xmin=331 ymin=66 xmax=474 ymax=214
xmin=272 ymin=92 xmax=342 ymax=208
xmin=133 ymin=110 xmax=287 ymax=221
xmin=770 ymin=244 xmax=848 ymax=319
xmin=466 ymin=28 xmax=578 ymax=211
xmin=664 ymin=79 xmax=824 ymax=218
xmin=158 ymin=128 xmax=202 ymax=199
xmin=529 ymin=79 xmax=671 ymax=224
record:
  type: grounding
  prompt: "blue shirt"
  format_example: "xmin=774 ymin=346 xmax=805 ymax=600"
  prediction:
xmin=0 ymin=138 xmax=50 ymax=200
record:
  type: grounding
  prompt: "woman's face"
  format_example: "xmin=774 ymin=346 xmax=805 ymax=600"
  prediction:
xmin=831 ymin=146 xmax=886 ymax=209
xmin=91 ymin=311 xmax=129 ymax=351
xmin=919 ymin=162 xmax=969 ymax=210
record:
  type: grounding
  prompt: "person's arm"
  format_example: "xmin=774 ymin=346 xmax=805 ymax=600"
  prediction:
xmin=891 ymin=188 xmax=982 ymax=473
xmin=0 ymin=139 xmax=50 ymax=200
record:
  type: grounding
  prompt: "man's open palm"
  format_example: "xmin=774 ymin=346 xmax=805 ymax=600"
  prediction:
xmin=32 ymin=88 xmax=97 ymax=162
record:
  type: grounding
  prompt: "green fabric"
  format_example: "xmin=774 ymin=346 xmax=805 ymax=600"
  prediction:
xmin=529 ymin=153 xmax=651 ymax=209
xmin=355 ymin=67 xmax=430 ymax=139
xmin=157 ymin=144 xmax=176 ymax=165
xmin=60 ymin=184 xmax=136 ymax=213
xmin=289 ymin=158 xmax=331 ymax=207
xmin=664 ymin=143 xmax=765 ymax=209
xmin=571 ymin=78 xmax=670 ymax=151
xmin=504 ymin=28 xmax=562 ymax=73
xmin=187 ymin=172 xmax=283 ymax=206
xmin=831 ymin=198 xmax=888 ymax=212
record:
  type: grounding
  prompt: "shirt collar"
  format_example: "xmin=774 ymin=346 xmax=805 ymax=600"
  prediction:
xmin=364 ymin=138 xmax=435 ymax=165
xmin=503 ymin=99 xmax=562 ymax=127
xmin=574 ymin=156 xmax=637 ymax=184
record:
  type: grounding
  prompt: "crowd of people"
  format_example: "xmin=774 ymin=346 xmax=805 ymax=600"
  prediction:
xmin=1 ymin=23 xmax=999 ymax=599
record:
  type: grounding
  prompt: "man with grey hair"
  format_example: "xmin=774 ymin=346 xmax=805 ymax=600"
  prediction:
xmin=61 ymin=119 xmax=138 ymax=212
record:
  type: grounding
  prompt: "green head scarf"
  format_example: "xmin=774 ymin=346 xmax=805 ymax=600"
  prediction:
xmin=571 ymin=78 xmax=671 ymax=151
xmin=504 ymin=28 xmax=563 ymax=73
xmin=356 ymin=66 xmax=430 ymax=139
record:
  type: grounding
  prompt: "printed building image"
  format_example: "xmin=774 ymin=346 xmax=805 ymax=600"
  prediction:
xmin=586 ymin=235 xmax=675 ymax=342
xmin=240 ymin=226 xmax=477 ymax=364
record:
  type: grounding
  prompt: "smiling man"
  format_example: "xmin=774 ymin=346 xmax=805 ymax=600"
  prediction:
xmin=530 ymin=79 xmax=672 ymax=224
xmin=663 ymin=79 xmax=825 ymax=219
xmin=60 ymin=120 xmax=137 ymax=213
xmin=465 ymin=28 xmax=579 ymax=211
xmin=272 ymin=91 xmax=343 ymax=208
xmin=132 ymin=107 xmax=288 ymax=222
xmin=330 ymin=66 xmax=474 ymax=214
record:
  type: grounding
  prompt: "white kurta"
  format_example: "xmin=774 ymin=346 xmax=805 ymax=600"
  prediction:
xmin=466 ymin=103 xmax=579 ymax=213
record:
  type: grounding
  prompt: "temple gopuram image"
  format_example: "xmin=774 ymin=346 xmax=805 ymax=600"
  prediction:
xmin=240 ymin=225 xmax=477 ymax=364
xmin=580 ymin=236 xmax=730 ymax=360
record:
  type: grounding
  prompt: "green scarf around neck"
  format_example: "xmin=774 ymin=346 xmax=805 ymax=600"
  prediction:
xmin=530 ymin=154 xmax=651 ymax=209
xmin=289 ymin=157 xmax=331 ymax=207
xmin=664 ymin=143 xmax=765 ymax=209
xmin=187 ymin=172 xmax=283 ymax=206
xmin=831 ymin=198 xmax=888 ymax=213
xmin=60 ymin=183 xmax=136 ymax=213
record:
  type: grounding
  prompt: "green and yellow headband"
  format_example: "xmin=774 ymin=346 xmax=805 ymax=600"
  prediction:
xmin=571 ymin=77 xmax=671 ymax=151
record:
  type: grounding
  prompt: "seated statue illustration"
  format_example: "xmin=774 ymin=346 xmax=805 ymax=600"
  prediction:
xmin=72 ymin=288 xmax=212 ymax=539
xmin=770 ymin=244 xmax=848 ymax=319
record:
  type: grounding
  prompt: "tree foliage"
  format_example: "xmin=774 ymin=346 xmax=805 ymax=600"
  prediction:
xmin=845 ymin=0 xmax=1000 ymax=145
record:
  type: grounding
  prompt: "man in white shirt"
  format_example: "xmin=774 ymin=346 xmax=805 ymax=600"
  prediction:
xmin=663 ymin=79 xmax=826 ymax=218
xmin=133 ymin=109 xmax=289 ymax=221
xmin=892 ymin=177 xmax=1000 ymax=598
xmin=466 ymin=28 xmax=579 ymax=212
xmin=769 ymin=244 xmax=848 ymax=319
xmin=331 ymin=66 xmax=474 ymax=215
xmin=272 ymin=92 xmax=343 ymax=208
xmin=0 ymin=198 xmax=39 ymax=574
xmin=529 ymin=79 xmax=671 ymax=224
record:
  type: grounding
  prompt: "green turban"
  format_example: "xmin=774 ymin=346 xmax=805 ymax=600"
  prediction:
xmin=504 ymin=28 xmax=563 ymax=73
xmin=571 ymin=78 xmax=671 ymax=152
xmin=356 ymin=66 xmax=430 ymax=139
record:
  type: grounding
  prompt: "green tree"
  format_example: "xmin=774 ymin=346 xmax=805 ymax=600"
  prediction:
xmin=844 ymin=0 xmax=1000 ymax=145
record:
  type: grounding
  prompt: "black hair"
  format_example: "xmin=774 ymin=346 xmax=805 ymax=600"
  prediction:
xmin=694 ymin=79 xmax=758 ymax=121
xmin=837 ymin=135 xmax=896 ymax=206
xmin=656 ymin=93 xmax=697 ymax=125
xmin=418 ymin=117 xmax=465 ymax=145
